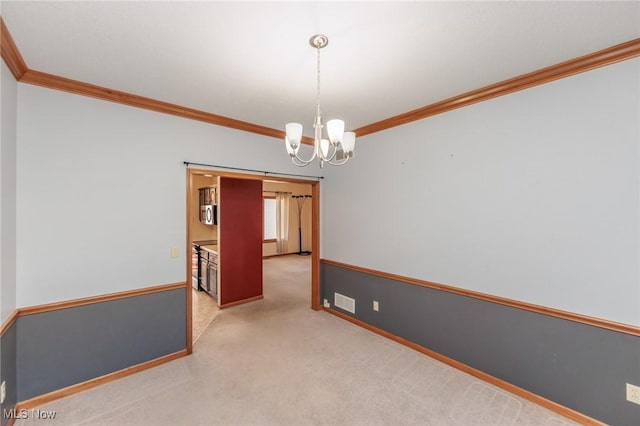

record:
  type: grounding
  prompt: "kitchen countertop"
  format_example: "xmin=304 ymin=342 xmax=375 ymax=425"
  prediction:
xmin=193 ymin=240 xmax=217 ymax=246
xmin=201 ymin=245 xmax=218 ymax=254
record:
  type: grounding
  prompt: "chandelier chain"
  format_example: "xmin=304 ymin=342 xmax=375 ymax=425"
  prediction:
xmin=316 ymin=43 xmax=321 ymax=118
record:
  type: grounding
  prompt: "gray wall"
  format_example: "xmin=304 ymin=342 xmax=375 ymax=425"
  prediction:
xmin=321 ymin=58 xmax=640 ymax=326
xmin=1 ymin=60 xmax=18 ymax=323
xmin=16 ymin=288 xmax=186 ymax=401
xmin=7 ymin=48 xmax=318 ymax=413
xmin=322 ymin=262 xmax=640 ymax=426
xmin=0 ymin=321 xmax=17 ymax=426
xmin=16 ymin=84 xmax=321 ymax=308
xmin=0 ymin=57 xmax=18 ymax=426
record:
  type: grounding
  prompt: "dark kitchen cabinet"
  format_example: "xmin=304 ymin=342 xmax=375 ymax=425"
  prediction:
xmin=199 ymin=186 xmax=217 ymax=205
xmin=207 ymin=251 xmax=218 ymax=300
xmin=199 ymin=254 xmax=209 ymax=293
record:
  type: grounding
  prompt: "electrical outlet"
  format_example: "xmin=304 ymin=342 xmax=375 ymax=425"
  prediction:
xmin=171 ymin=247 xmax=179 ymax=258
xmin=323 ymin=298 xmax=330 ymax=308
xmin=373 ymin=301 xmax=379 ymax=312
xmin=1 ymin=380 xmax=6 ymax=404
xmin=627 ymin=383 xmax=640 ymax=405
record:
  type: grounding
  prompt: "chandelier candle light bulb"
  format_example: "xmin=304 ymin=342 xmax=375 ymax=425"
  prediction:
xmin=285 ymin=34 xmax=356 ymax=167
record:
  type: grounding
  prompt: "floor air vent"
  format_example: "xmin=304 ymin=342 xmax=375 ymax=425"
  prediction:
xmin=334 ymin=292 xmax=355 ymax=314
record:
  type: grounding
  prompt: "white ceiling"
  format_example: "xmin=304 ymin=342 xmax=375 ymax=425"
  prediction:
xmin=2 ymin=1 xmax=640 ymax=137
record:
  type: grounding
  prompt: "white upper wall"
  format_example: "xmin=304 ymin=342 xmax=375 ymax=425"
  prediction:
xmin=1 ymin=61 xmax=18 ymax=323
xmin=16 ymin=84 xmax=321 ymax=307
xmin=322 ymin=58 xmax=640 ymax=326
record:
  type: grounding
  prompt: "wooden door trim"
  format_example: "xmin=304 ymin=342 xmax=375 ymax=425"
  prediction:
xmin=186 ymin=167 xmax=321 ymax=351
xmin=311 ymin=182 xmax=321 ymax=310
xmin=186 ymin=169 xmax=194 ymax=354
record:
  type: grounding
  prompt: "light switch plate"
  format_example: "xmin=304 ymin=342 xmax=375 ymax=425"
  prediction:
xmin=1 ymin=380 xmax=6 ymax=404
xmin=373 ymin=301 xmax=379 ymax=311
xmin=171 ymin=247 xmax=179 ymax=258
xmin=627 ymin=383 xmax=640 ymax=405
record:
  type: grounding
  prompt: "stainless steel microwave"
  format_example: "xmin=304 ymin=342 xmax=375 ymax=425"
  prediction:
xmin=200 ymin=204 xmax=217 ymax=225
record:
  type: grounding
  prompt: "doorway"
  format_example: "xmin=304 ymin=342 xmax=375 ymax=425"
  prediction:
xmin=185 ymin=168 xmax=321 ymax=353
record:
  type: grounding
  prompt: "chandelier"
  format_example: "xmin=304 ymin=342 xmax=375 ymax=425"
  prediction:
xmin=285 ymin=35 xmax=356 ymax=168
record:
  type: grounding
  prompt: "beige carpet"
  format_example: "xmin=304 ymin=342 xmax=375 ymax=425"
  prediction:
xmin=15 ymin=255 xmax=577 ymax=425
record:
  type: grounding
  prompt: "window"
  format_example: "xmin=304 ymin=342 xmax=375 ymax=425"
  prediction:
xmin=263 ymin=197 xmax=277 ymax=242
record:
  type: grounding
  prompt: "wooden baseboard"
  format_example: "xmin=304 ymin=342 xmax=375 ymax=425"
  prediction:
xmin=323 ymin=307 xmax=604 ymax=426
xmin=14 ymin=349 xmax=188 ymax=411
xmin=263 ymin=253 xmax=292 ymax=259
xmin=263 ymin=252 xmax=310 ymax=259
xmin=219 ymin=295 xmax=263 ymax=309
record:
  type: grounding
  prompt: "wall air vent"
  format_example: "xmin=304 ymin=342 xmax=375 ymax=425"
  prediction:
xmin=334 ymin=292 xmax=355 ymax=314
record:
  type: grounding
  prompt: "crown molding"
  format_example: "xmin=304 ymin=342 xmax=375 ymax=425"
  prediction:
xmin=20 ymin=69 xmax=318 ymax=145
xmin=0 ymin=17 xmax=27 ymax=80
xmin=1 ymin=18 xmax=315 ymax=145
xmin=355 ymin=38 xmax=640 ymax=137
xmin=20 ymin=69 xmax=294 ymax=141
xmin=1 ymin=18 xmax=638 ymax=146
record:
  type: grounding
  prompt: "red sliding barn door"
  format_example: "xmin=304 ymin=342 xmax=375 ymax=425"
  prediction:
xmin=218 ymin=177 xmax=263 ymax=307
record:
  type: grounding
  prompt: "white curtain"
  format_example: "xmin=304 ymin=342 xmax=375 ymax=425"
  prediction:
xmin=276 ymin=192 xmax=289 ymax=253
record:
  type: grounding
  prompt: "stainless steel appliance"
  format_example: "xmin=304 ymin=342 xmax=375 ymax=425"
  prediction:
xmin=191 ymin=244 xmax=199 ymax=289
xmin=201 ymin=204 xmax=215 ymax=225
xmin=199 ymin=186 xmax=218 ymax=226
xmin=192 ymin=240 xmax=217 ymax=292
